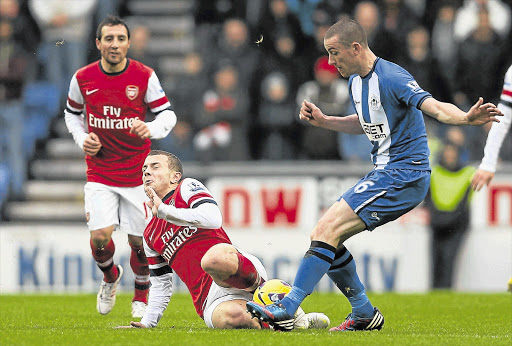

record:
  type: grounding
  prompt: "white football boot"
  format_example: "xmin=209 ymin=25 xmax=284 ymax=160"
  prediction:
xmin=96 ymin=265 xmax=123 ymax=315
xmin=131 ymin=300 xmax=147 ymax=318
xmin=294 ymin=306 xmax=330 ymax=329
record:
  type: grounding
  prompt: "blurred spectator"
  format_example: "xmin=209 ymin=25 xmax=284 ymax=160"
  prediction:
xmin=423 ymin=0 xmax=463 ymax=31
xmin=164 ymin=52 xmax=208 ymax=123
xmin=0 ymin=0 xmax=40 ymax=54
xmin=354 ymin=1 xmax=401 ymax=62
xmin=398 ymin=25 xmax=453 ymax=103
xmin=194 ymin=61 xmax=251 ymax=161
xmin=28 ymin=0 xmax=97 ymax=102
xmin=127 ymin=22 xmax=161 ymax=75
xmin=453 ymin=5 xmax=509 ymax=165
xmin=431 ymin=0 xmax=460 ymax=93
xmin=295 ymin=56 xmax=349 ymax=160
xmin=444 ymin=126 xmax=470 ymax=163
xmin=206 ymin=18 xmax=261 ymax=93
xmin=0 ymin=18 xmax=30 ymax=100
xmin=253 ymin=31 xmax=309 ymax=113
xmin=454 ymin=0 xmax=511 ymax=41
xmin=256 ymin=72 xmax=300 ymax=160
xmin=379 ymin=0 xmax=421 ymax=47
xmin=425 ymin=140 xmax=475 ymax=289
xmin=249 ymin=31 xmax=308 ymax=157
xmin=286 ymin=0 xmax=323 ymax=36
xmin=454 ymin=6 xmax=507 ymax=110
xmin=155 ymin=52 xmax=209 ymax=161
xmin=256 ymin=0 xmax=308 ymax=54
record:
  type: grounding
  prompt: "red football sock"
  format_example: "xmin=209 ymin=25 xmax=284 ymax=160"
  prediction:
xmin=91 ymin=238 xmax=118 ymax=283
xmin=223 ymin=252 xmax=263 ymax=291
xmin=130 ymin=243 xmax=150 ymax=303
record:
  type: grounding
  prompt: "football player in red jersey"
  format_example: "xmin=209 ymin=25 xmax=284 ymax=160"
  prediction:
xmin=64 ymin=16 xmax=177 ymax=318
xmin=116 ymin=150 xmax=330 ymax=330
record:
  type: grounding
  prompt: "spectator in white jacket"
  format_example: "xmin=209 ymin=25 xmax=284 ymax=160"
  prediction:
xmin=28 ymin=0 xmax=97 ymax=101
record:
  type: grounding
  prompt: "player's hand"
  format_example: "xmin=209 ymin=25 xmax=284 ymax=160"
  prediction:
xmin=144 ymin=186 xmax=162 ymax=216
xmin=298 ymin=100 xmax=325 ymax=126
xmin=466 ymin=97 xmax=503 ymax=125
xmin=471 ymin=169 xmax=495 ymax=191
xmin=130 ymin=119 xmax=151 ymax=139
xmin=83 ymin=132 xmax=102 ymax=156
xmin=113 ymin=321 xmax=147 ymax=329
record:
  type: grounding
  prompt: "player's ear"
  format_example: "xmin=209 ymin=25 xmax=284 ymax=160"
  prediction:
xmin=352 ymin=42 xmax=361 ymax=55
xmin=171 ymin=171 xmax=182 ymax=184
xmin=96 ymin=38 xmax=101 ymax=50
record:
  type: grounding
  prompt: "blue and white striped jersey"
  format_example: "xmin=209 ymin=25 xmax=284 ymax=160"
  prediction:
xmin=349 ymin=58 xmax=432 ymax=170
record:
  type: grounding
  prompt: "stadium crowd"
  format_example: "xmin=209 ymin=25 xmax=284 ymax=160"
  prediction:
xmin=2 ymin=0 xmax=512 ymax=203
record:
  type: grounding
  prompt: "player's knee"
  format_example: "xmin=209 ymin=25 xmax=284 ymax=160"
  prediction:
xmin=311 ymin=219 xmax=332 ymax=240
xmin=90 ymin=229 xmax=112 ymax=248
xmin=201 ymin=243 xmax=234 ymax=274
xmin=127 ymin=235 xmax=143 ymax=249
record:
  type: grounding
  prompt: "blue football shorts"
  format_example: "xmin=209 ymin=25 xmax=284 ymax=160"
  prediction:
xmin=340 ymin=168 xmax=430 ymax=231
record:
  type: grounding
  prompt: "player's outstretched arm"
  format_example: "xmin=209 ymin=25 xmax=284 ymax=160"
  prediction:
xmin=421 ymin=97 xmax=503 ymax=125
xmin=471 ymin=102 xmax=512 ymax=191
xmin=471 ymin=169 xmax=495 ymax=191
xmin=298 ymin=100 xmax=364 ymax=134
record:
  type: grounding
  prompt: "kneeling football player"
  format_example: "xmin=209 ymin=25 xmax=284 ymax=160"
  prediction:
xmin=117 ymin=150 xmax=328 ymax=330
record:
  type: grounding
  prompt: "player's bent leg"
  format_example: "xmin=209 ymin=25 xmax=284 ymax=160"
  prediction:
xmin=90 ymin=225 xmax=123 ymax=315
xmin=212 ymin=299 xmax=262 ymax=329
xmin=127 ymin=234 xmax=149 ymax=318
xmin=311 ymin=199 xmax=366 ymax=246
xmin=201 ymin=243 xmax=238 ymax=280
xmin=202 ymin=243 xmax=263 ymax=292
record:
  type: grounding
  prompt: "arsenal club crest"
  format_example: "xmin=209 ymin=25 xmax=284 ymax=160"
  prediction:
xmin=126 ymin=85 xmax=139 ymax=100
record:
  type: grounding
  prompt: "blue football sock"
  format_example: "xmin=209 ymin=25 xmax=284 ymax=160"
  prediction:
xmin=280 ymin=241 xmax=335 ymax=315
xmin=327 ymin=246 xmax=374 ymax=318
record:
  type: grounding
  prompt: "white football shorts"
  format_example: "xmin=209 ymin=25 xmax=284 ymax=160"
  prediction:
xmin=84 ymin=182 xmax=151 ymax=236
xmin=203 ymin=248 xmax=268 ymax=328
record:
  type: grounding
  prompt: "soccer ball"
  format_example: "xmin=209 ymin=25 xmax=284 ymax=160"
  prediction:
xmin=253 ymin=279 xmax=292 ymax=305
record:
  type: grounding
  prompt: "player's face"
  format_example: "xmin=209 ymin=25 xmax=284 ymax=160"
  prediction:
xmin=324 ymin=35 xmax=358 ymax=78
xmin=142 ymin=155 xmax=173 ymax=196
xmin=96 ymin=24 xmax=130 ymax=70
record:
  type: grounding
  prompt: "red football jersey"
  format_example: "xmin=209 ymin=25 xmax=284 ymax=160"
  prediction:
xmin=66 ymin=59 xmax=171 ymax=186
xmin=144 ymin=178 xmax=232 ymax=318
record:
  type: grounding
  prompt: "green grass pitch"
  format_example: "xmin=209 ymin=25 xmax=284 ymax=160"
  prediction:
xmin=0 ymin=291 xmax=510 ymax=345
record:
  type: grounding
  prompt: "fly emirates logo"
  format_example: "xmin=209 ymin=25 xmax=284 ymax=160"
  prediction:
xmin=88 ymin=106 xmax=139 ymax=129
xmin=160 ymin=226 xmax=198 ymax=262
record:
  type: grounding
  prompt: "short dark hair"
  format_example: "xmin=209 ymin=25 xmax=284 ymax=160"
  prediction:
xmin=147 ymin=150 xmax=183 ymax=175
xmin=96 ymin=15 xmax=130 ymax=40
xmin=325 ymin=18 xmax=368 ymax=48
